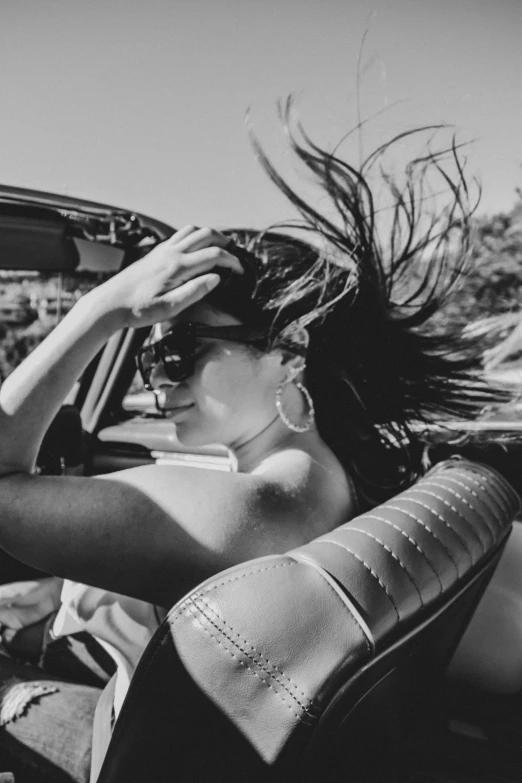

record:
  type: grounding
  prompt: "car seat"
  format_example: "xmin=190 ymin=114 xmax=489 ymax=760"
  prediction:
xmin=97 ymin=459 xmax=520 ymax=783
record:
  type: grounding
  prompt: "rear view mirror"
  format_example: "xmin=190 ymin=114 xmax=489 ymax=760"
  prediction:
xmin=0 ymin=204 xmax=79 ymax=271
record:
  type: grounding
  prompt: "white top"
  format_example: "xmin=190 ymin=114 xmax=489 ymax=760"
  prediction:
xmin=53 ymin=580 xmax=167 ymax=780
xmin=51 ymin=455 xmax=236 ymax=779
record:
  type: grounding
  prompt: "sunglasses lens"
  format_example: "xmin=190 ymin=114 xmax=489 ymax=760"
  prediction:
xmin=161 ymin=348 xmax=191 ymax=381
xmin=137 ymin=329 xmax=194 ymax=388
xmin=160 ymin=327 xmax=195 ymax=382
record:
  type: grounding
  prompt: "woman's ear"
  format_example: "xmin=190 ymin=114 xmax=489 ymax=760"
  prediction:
xmin=274 ymin=324 xmax=309 ymax=380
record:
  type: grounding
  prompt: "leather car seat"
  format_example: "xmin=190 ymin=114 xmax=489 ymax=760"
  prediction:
xmin=97 ymin=459 xmax=520 ymax=783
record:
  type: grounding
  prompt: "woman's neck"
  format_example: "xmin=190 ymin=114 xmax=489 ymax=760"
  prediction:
xmin=230 ymin=415 xmax=320 ymax=474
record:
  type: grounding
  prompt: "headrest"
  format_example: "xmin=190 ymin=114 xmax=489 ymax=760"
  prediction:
xmin=167 ymin=459 xmax=519 ymax=765
xmin=289 ymin=458 xmax=519 ymax=649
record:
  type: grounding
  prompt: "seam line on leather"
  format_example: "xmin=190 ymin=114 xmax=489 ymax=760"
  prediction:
xmin=402 ymin=495 xmax=476 ymax=565
xmin=430 ymin=475 xmax=501 ymax=538
xmin=291 ymin=553 xmax=374 ymax=655
xmin=450 ymin=468 xmax=515 ymax=517
xmin=449 ymin=471 xmax=511 ymax=519
xmin=193 ymin=593 xmax=319 ymax=710
xmin=310 ymin=540 xmax=401 ymax=622
xmin=433 ymin=465 xmax=516 ymax=516
xmin=378 ymin=503 xmax=462 ymax=577
xmin=345 ymin=527 xmax=425 ymax=607
xmin=361 ymin=514 xmax=444 ymax=594
xmin=420 ymin=479 xmax=495 ymax=545
xmin=183 ymin=597 xmax=317 ymax=723
xmin=408 ymin=487 xmax=484 ymax=556
xmin=426 ymin=476 xmax=500 ymax=543
xmin=170 ymin=561 xmax=299 ymax=621
xmin=183 ymin=599 xmax=307 ymax=721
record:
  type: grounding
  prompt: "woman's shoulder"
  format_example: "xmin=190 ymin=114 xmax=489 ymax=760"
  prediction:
xmin=107 ymin=443 xmax=355 ymax=554
xmin=249 ymin=445 xmax=358 ymax=537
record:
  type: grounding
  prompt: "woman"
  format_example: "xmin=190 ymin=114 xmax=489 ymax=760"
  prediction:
xmin=0 ymin=117 xmax=503 ymax=782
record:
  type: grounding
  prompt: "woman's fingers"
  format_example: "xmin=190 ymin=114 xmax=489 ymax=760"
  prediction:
xmin=167 ymin=225 xmax=200 ymax=245
xmin=160 ymin=247 xmax=243 ymax=290
xmin=181 ymin=246 xmax=244 ymax=276
xmin=159 ymin=273 xmax=221 ymax=315
xmin=174 ymin=226 xmax=231 ymax=254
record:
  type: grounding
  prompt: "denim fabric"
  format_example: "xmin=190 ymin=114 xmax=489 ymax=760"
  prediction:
xmin=0 ymin=646 xmax=103 ymax=783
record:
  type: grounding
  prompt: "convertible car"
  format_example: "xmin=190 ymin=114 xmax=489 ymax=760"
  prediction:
xmin=0 ymin=186 xmax=521 ymax=782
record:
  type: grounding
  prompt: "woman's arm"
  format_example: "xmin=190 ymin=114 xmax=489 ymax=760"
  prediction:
xmin=0 ymin=465 xmax=294 ymax=607
xmin=0 ymin=227 xmax=239 ymax=475
xmin=0 ymin=293 xmax=118 ymax=474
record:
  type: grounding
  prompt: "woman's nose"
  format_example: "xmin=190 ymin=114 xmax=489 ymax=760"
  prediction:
xmin=149 ymin=362 xmax=179 ymax=390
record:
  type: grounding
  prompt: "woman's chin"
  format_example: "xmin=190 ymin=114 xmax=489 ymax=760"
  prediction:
xmin=173 ymin=421 xmax=221 ymax=449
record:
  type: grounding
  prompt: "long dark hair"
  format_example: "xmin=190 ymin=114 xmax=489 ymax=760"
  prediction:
xmin=207 ymin=103 xmax=511 ymax=508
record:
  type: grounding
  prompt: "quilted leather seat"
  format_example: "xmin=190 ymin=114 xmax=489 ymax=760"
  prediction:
xmin=97 ymin=459 xmax=520 ymax=783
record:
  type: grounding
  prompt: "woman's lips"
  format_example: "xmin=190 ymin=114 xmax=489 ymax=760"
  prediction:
xmin=164 ymin=403 xmax=194 ymax=414
xmin=154 ymin=391 xmax=194 ymax=412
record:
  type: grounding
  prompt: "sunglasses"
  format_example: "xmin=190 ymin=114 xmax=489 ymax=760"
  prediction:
xmin=136 ymin=322 xmax=272 ymax=389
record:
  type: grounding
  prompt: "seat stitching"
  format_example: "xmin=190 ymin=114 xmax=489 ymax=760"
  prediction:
xmin=195 ymin=594 xmax=322 ymax=708
xmin=435 ymin=474 xmax=505 ymax=531
xmin=430 ymin=477 xmax=499 ymax=537
xmin=184 ymin=598 xmax=315 ymax=722
xmin=377 ymin=504 xmax=461 ymax=576
xmin=409 ymin=485 xmax=486 ymax=552
xmin=311 ymin=540 xmax=401 ymax=621
xmin=194 ymin=597 xmax=319 ymax=716
xmin=449 ymin=469 xmax=513 ymax=515
xmin=419 ymin=479 xmax=495 ymax=542
xmin=357 ymin=515 xmax=444 ymax=593
xmin=406 ymin=490 xmax=482 ymax=559
xmin=341 ymin=527 xmax=425 ymax=607
xmin=443 ymin=473 xmax=506 ymax=515
xmin=171 ymin=561 xmax=299 ymax=620
xmin=392 ymin=497 xmax=473 ymax=568
xmin=448 ymin=471 xmax=510 ymax=517
xmin=196 ymin=560 xmax=299 ymax=595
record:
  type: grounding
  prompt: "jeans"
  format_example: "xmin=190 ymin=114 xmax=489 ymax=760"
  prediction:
xmin=0 ymin=629 xmax=115 ymax=783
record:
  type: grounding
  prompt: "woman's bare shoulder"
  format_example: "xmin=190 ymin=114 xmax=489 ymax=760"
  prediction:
xmin=97 ymin=461 xmax=308 ymax=555
xmin=104 ymin=460 xmax=312 ymax=539
xmin=105 ymin=448 xmax=352 ymax=555
xmin=249 ymin=445 xmax=357 ymax=535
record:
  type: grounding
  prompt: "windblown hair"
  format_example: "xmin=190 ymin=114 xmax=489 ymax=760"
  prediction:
xmin=207 ymin=104 xmax=510 ymax=508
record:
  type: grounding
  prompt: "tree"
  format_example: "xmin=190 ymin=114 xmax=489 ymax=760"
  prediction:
xmin=433 ymin=191 xmax=522 ymax=363
xmin=465 ymin=191 xmax=522 ymax=317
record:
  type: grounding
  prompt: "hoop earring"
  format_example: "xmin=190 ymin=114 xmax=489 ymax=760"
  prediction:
xmin=275 ymin=380 xmax=315 ymax=434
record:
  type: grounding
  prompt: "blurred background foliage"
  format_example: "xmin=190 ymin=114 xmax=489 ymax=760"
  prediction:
xmin=460 ymin=189 xmax=522 ymax=319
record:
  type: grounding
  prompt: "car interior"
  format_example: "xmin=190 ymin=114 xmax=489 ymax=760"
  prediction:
xmin=0 ymin=186 xmax=521 ymax=782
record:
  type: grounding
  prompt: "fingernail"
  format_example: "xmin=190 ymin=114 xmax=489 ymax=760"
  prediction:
xmin=206 ymin=273 xmax=221 ymax=288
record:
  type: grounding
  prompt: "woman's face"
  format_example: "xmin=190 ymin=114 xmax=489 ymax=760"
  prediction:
xmin=147 ymin=301 xmax=285 ymax=449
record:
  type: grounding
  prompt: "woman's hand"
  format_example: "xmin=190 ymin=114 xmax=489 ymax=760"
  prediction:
xmin=0 ymin=225 xmax=241 ymax=477
xmin=93 ymin=226 xmax=243 ymax=330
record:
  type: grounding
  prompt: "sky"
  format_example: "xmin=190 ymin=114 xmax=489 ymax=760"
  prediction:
xmin=0 ymin=0 xmax=520 ymax=231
